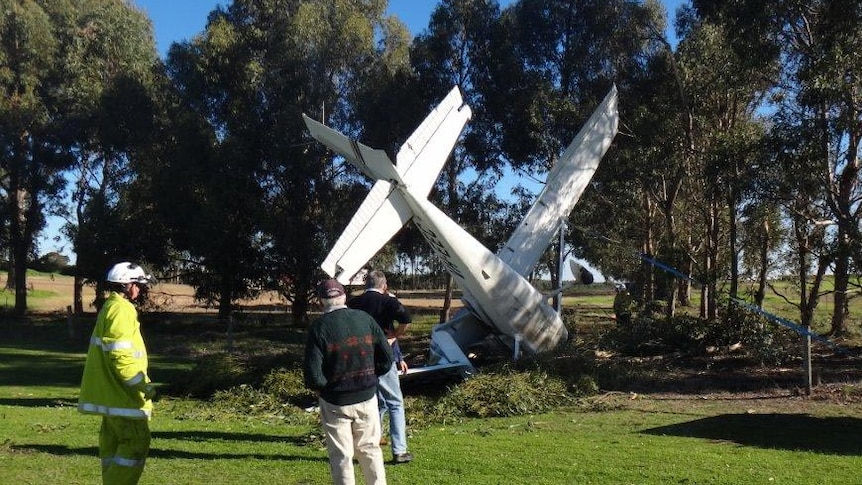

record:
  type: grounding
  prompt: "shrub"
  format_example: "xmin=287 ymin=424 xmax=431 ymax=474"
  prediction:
xmin=260 ymin=367 xmax=316 ymax=407
xmin=606 ymin=301 xmax=797 ymax=364
xmin=523 ymin=343 xmax=602 ymax=396
xmin=181 ymin=353 xmax=251 ymax=398
xmin=607 ymin=315 xmax=665 ymax=355
xmin=718 ymin=303 xmax=796 ymax=365
xmin=426 ymin=367 xmax=572 ymax=420
xmin=192 ymin=367 xmax=318 ymax=425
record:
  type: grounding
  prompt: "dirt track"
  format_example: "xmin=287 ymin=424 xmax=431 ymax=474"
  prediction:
xmin=20 ymin=273 xmax=461 ymax=314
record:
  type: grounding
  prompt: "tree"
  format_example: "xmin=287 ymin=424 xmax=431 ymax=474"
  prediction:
xmin=0 ymin=0 xmax=113 ymax=314
xmin=699 ymin=0 xmax=862 ymax=335
xmin=493 ymin=0 xmax=662 ymax=302
xmin=780 ymin=1 xmax=862 ymax=336
xmin=35 ymin=251 xmax=69 ymax=273
xmin=59 ymin=0 xmax=163 ymax=313
xmin=161 ymin=6 xmax=269 ymax=320
xmin=164 ymin=0 xmax=410 ymax=323
xmin=395 ymin=0 xmax=507 ymax=321
xmin=672 ymin=7 xmax=775 ymax=319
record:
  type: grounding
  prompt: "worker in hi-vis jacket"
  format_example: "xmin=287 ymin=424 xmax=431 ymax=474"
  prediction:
xmin=78 ymin=262 xmax=157 ymax=484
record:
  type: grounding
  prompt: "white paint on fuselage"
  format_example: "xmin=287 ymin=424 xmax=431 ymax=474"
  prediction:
xmin=400 ymin=184 xmax=568 ymax=353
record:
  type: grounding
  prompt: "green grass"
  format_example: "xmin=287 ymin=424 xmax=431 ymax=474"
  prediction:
xmin=3 ymin=317 xmax=862 ymax=484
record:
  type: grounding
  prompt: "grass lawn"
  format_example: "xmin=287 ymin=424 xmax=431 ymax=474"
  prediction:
xmin=3 ymin=314 xmax=862 ymax=484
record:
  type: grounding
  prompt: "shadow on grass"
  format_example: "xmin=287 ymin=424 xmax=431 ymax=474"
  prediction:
xmin=0 ymin=350 xmax=84 ymax=387
xmin=642 ymin=413 xmax=862 ymax=455
xmin=0 ymin=397 xmax=77 ymax=407
xmin=12 ymin=443 xmax=328 ymax=462
xmin=152 ymin=430 xmax=312 ymax=445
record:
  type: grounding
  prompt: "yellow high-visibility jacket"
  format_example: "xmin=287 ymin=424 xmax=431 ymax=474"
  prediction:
xmin=78 ymin=292 xmax=152 ymax=419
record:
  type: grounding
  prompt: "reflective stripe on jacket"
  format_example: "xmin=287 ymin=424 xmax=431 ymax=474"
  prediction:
xmin=78 ymin=292 xmax=152 ymax=419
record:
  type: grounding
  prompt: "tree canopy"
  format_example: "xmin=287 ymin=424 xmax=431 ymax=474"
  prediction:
xmin=4 ymin=0 xmax=859 ymax=337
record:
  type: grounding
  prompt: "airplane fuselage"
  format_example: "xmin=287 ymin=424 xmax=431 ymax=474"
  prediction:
xmin=403 ymin=186 xmax=568 ymax=353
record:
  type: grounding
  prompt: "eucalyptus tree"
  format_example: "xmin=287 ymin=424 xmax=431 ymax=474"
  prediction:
xmin=738 ymin=194 xmax=785 ymax=307
xmin=59 ymin=0 xmax=163 ymax=313
xmin=587 ymin=1 xmax=775 ymax=320
xmin=163 ymin=2 xmax=280 ymax=320
xmin=585 ymin=34 xmax=685 ymax=308
xmin=776 ymin=0 xmax=862 ymax=336
xmin=0 ymin=0 xmax=155 ymax=314
xmin=0 ymin=0 xmax=63 ymax=312
xmin=669 ymin=5 xmax=776 ymax=319
xmin=384 ymin=0 xmax=509 ymax=320
xmin=271 ymin=0 xmax=414 ymax=322
xmin=165 ymin=0 xmax=412 ymax=322
xmin=697 ymin=0 xmax=862 ymax=335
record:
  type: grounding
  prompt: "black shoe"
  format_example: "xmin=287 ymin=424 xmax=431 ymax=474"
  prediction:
xmin=393 ymin=452 xmax=413 ymax=464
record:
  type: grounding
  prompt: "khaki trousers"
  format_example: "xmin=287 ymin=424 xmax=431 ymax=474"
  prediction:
xmin=319 ymin=396 xmax=387 ymax=485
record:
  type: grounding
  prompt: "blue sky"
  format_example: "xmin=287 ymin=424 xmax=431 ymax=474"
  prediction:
xmin=132 ymin=0 xmax=683 ymax=57
xmin=131 ymin=0 xmax=516 ymax=56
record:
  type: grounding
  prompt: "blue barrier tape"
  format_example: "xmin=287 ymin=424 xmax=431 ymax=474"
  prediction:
xmin=731 ymin=298 xmax=842 ymax=353
xmin=638 ymin=253 xmax=701 ymax=286
xmin=636 ymin=252 xmax=843 ymax=353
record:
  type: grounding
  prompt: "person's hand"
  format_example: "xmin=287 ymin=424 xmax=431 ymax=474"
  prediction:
xmin=134 ymin=382 xmax=157 ymax=400
xmin=387 ymin=337 xmax=397 ymax=346
xmin=142 ymin=384 xmax=157 ymax=401
xmin=398 ymin=360 xmax=408 ymax=375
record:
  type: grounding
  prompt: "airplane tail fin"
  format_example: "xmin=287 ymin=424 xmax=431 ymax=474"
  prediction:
xmin=305 ymin=86 xmax=471 ymax=283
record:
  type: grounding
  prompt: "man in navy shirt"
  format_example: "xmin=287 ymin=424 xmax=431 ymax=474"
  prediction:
xmin=349 ymin=270 xmax=414 ymax=464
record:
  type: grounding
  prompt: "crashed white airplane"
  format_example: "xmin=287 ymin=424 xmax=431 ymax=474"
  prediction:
xmin=302 ymin=85 xmax=618 ymax=376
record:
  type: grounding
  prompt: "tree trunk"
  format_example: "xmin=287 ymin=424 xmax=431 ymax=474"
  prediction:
xmin=5 ymin=261 xmax=14 ymax=290
xmin=13 ymin=239 xmax=27 ymax=316
xmin=74 ymin=274 xmax=84 ymax=314
xmin=755 ymin=218 xmax=770 ymax=307
xmin=728 ymin=189 xmax=740 ymax=301
xmin=707 ymin=201 xmax=720 ymax=320
xmin=218 ymin=274 xmax=233 ymax=321
xmin=641 ymin=193 xmax=655 ymax=302
xmin=830 ymin=225 xmax=850 ymax=335
xmin=676 ymin=237 xmax=691 ymax=307
xmin=291 ymin=289 xmax=309 ymax=327
xmin=10 ymin=186 xmax=29 ymax=316
xmin=440 ymin=273 xmax=453 ymax=323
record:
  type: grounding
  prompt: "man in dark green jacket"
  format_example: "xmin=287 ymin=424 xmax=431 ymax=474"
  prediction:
xmin=304 ymin=279 xmax=393 ymax=485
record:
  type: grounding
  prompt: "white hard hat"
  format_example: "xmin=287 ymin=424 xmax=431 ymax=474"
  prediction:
xmin=106 ymin=262 xmax=156 ymax=286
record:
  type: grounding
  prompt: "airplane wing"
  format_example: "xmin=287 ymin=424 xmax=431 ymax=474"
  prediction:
xmin=499 ymin=85 xmax=619 ymax=276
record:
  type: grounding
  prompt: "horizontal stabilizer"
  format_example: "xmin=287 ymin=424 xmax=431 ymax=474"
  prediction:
xmin=302 ymin=114 xmax=401 ymax=183
xmin=321 ymin=180 xmax=412 ymax=283
xmin=500 ymin=85 xmax=619 ymax=276
xmin=396 ymin=87 xmax=472 ymax=197
xmin=312 ymin=86 xmax=472 ymax=284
